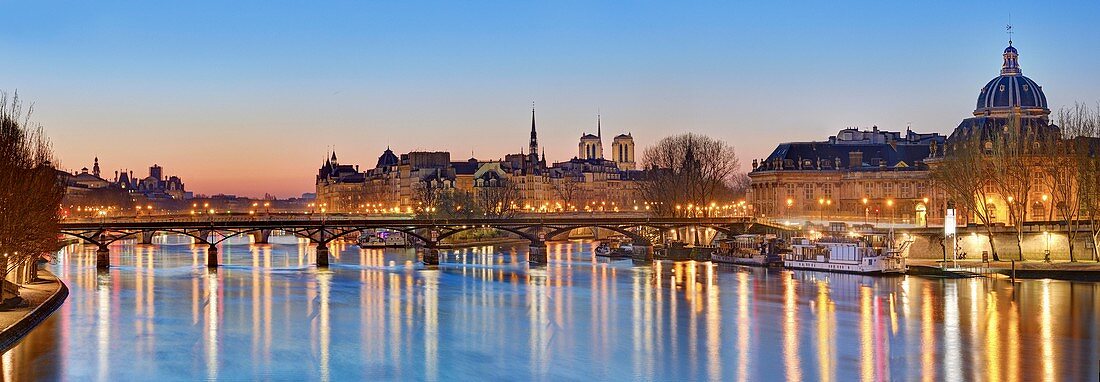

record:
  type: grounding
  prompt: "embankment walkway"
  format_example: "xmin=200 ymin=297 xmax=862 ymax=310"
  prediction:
xmin=0 ymin=269 xmax=68 ymax=352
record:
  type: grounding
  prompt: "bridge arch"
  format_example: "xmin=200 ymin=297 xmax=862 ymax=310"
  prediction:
xmin=433 ymin=225 xmax=539 ymax=245
xmin=543 ymin=224 xmax=651 ymax=245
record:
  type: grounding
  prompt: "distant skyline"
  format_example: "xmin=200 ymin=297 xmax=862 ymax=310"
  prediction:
xmin=3 ymin=1 xmax=1099 ymax=197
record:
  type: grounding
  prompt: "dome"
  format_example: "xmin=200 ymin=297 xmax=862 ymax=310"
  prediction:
xmin=376 ymin=147 xmax=398 ymax=168
xmin=974 ymin=44 xmax=1049 ymax=116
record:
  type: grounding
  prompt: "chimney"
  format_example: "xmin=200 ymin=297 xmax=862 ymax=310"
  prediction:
xmin=849 ymin=151 xmax=862 ymax=169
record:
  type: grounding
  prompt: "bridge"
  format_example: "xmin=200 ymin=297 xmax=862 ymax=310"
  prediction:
xmin=58 ymin=216 xmax=794 ymax=269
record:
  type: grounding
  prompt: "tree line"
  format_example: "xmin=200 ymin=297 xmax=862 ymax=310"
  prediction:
xmin=0 ymin=93 xmax=65 ymax=301
xmin=932 ymin=104 xmax=1100 ymax=262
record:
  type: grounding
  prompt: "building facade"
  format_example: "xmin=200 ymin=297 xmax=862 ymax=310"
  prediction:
xmin=315 ymin=109 xmax=646 ymax=213
xmin=749 ymin=41 xmax=1074 ymax=227
xmin=748 ymin=126 xmax=945 ymax=225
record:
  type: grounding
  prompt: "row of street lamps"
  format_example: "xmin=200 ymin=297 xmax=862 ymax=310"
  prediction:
xmin=785 ymin=196 xmax=922 ymax=226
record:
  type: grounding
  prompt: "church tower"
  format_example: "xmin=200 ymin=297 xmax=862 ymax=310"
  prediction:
xmin=529 ymin=106 xmax=538 ymax=157
xmin=577 ymin=114 xmax=604 ymax=160
xmin=612 ymin=133 xmax=635 ymax=170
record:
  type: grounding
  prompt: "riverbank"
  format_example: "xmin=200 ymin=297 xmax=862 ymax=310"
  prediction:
xmin=0 ymin=268 xmax=68 ymax=352
xmin=909 ymin=259 xmax=1100 ymax=281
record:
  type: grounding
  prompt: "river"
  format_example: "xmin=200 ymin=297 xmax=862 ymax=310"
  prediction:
xmin=2 ymin=235 xmax=1099 ymax=381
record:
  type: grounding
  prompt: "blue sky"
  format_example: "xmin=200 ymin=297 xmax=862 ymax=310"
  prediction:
xmin=2 ymin=1 xmax=1098 ymax=197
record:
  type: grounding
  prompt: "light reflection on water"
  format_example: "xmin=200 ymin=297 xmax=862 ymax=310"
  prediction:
xmin=2 ymin=235 xmax=1099 ymax=381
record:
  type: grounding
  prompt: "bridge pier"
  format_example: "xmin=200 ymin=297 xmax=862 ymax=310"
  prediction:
xmin=139 ymin=231 xmax=155 ymax=245
xmin=528 ymin=242 xmax=547 ymax=265
xmin=207 ymin=244 xmax=218 ymax=268
xmin=631 ymin=245 xmax=654 ymax=263
xmin=251 ymin=229 xmax=271 ymax=244
xmin=419 ymin=247 xmax=440 ymax=266
xmin=96 ymin=245 xmax=110 ymax=269
xmin=316 ymin=244 xmax=330 ymax=267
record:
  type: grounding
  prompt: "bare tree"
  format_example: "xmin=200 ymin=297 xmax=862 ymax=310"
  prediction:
xmin=0 ymin=92 xmax=65 ymax=299
xmin=550 ymin=174 xmax=582 ymax=210
xmin=932 ymin=134 xmax=1001 ymax=260
xmin=1055 ymin=103 xmax=1100 ymax=262
xmin=474 ymin=178 xmax=521 ymax=219
xmin=988 ymin=117 xmax=1039 ymax=260
xmin=412 ymin=182 xmax=475 ymax=220
xmin=1039 ymin=103 xmax=1100 ymax=261
xmin=640 ymin=133 xmax=742 ymax=217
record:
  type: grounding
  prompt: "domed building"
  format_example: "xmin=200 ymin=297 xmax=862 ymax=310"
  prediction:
xmin=973 ymin=44 xmax=1048 ymax=117
xmin=946 ymin=43 xmax=1060 ymax=152
xmin=747 ymin=41 xmax=1070 ymax=227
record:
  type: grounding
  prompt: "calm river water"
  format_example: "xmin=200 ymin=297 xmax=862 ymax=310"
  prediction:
xmin=3 ymin=235 xmax=1099 ymax=381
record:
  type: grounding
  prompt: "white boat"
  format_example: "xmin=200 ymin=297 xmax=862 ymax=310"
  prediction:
xmin=358 ymin=234 xmax=386 ymax=248
xmin=594 ymin=242 xmax=612 ymax=257
xmin=711 ymin=234 xmax=784 ymax=267
xmin=783 ymin=234 xmax=911 ymax=274
xmin=358 ymin=230 xmax=408 ymax=248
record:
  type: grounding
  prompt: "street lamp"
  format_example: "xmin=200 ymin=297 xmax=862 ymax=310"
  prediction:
xmin=862 ymin=197 xmax=869 ymax=225
xmin=786 ymin=198 xmax=793 ymax=222
xmin=818 ymin=197 xmax=825 ymax=223
xmin=886 ymin=199 xmax=895 ymax=228
xmin=1041 ymin=194 xmax=1049 ymax=222
xmin=922 ymin=197 xmax=929 ymax=227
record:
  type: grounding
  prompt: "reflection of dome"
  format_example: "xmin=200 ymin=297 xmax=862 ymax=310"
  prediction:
xmin=974 ymin=43 xmax=1049 ymax=116
xmin=376 ymin=147 xmax=398 ymax=168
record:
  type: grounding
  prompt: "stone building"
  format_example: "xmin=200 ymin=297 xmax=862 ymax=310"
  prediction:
xmin=314 ymin=108 xmax=645 ymax=213
xmin=748 ymin=126 xmax=945 ymax=225
xmin=749 ymin=40 xmax=1086 ymax=227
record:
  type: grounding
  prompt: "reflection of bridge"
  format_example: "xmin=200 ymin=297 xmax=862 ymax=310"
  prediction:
xmin=59 ymin=216 xmax=793 ymax=269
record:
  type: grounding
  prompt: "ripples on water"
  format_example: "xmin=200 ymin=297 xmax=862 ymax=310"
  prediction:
xmin=3 ymin=235 xmax=1099 ymax=381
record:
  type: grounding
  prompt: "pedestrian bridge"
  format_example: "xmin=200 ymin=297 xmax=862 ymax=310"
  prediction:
xmin=58 ymin=216 xmax=794 ymax=269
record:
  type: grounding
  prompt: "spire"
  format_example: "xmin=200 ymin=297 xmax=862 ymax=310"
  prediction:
xmin=93 ymin=156 xmax=101 ymax=177
xmin=597 ymin=113 xmax=602 ymax=140
xmin=529 ymin=104 xmax=538 ymax=156
xmin=596 ymin=113 xmax=604 ymax=159
xmin=1001 ymin=24 xmax=1021 ymax=76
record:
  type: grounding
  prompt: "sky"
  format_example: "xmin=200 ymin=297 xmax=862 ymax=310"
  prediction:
xmin=2 ymin=1 xmax=1099 ymax=198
